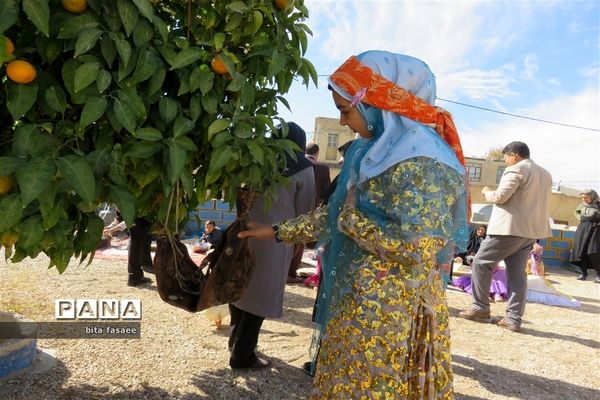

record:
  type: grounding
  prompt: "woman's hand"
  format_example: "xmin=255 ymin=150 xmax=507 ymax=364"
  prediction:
xmin=237 ymin=222 xmax=276 ymax=240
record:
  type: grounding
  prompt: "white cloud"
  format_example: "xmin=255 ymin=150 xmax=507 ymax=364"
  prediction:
xmin=521 ymin=54 xmax=539 ymax=80
xmin=459 ymin=87 xmax=600 ymax=191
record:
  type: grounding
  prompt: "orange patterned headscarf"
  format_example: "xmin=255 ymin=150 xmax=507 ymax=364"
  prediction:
xmin=330 ymin=55 xmax=466 ymax=168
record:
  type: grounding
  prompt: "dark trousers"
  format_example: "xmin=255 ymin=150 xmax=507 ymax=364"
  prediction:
xmin=128 ymin=218 xmax=153 ymax=282
xmin=228 ymin=304 xmax=264 ymax=368
xmin=288 ymin=244 xmax=304 ymax=277
xmin=577 ymin=254 xmax=600 ymax=276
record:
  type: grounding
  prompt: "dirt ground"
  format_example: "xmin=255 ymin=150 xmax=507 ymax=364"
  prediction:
xmin=0 ymin=254 xmax=598 ymax=400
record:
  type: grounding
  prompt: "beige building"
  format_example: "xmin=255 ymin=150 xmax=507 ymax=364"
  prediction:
xmin=310 ymin=117 xmax=355 ymax=176
xmin=312 ymin=117 xmax=582 ymax=226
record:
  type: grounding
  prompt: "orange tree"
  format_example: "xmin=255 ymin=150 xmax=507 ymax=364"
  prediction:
xmin=0 ymin=0 xmax=316 ymax=271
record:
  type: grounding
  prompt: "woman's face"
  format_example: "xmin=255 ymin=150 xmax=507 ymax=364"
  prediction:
xmin=581 ymin=194 xmax=592 ymax=204
xmin=332 ymin=91 xmax=372 ymax=138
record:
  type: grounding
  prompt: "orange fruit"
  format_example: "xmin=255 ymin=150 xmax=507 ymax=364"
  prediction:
xmin=6 ymin=60 xmax=37 ymax=84
xmin=274 ymin=0 xmax=290 ymax=10
xmin=5 ymin=37 xmax=14 ymax=56
xmin=61 ymin=0 xmax=88 ymax=13
xmin=0 ymin=176 xmax=14 ymax=194
xmin=211 ymin=55 xmax=228 ymax=75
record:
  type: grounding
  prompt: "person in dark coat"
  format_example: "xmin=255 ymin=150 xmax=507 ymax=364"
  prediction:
xmin=228 ymin=122 xmax=315 ymax=369
xmin=570 ymin=189 xmax=600 ymax=282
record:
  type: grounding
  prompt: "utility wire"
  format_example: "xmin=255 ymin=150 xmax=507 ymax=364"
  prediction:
xmin=437 ymin=98 xmax=600 ymax=132
xmin=314 ymin=74 xmax=599 ymax=132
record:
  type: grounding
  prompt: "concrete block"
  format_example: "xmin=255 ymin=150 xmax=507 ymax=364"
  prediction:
xmin=215 ymin=201 xmax=234 ymax=211
xmin=200 ymin=200 xmax=216 ymax=210
xmin=562 ymin=230 xmax=576 ymax=239
xmin=198 ymin=210 xmax=223 ymax=222
xmin=548 ymin=239 xmax=571 ymax=249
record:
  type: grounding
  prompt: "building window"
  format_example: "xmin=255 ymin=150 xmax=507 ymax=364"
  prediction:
xmin=466 ymin=164 xmax=482 ymax=182
xmin=327 ymin=133 xmax=338 ymax=149
xmin=496 ymin=167 xmax=506 ymax=183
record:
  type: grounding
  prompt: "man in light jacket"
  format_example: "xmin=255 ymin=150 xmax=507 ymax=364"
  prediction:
xmin=459 ymin=141 xmax=552 ymax=332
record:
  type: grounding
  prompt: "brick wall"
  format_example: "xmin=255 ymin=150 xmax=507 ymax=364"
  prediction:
xmin=539 ymin=226 xmax=577 ymax=268
xmin=184 ymin=200 xmax=236 ymax=238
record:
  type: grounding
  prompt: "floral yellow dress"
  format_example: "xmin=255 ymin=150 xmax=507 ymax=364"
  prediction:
xmin=278 ymin=157 xmax=465 ymax=400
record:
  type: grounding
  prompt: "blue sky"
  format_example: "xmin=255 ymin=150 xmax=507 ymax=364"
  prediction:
xmin=278 ymin=0 xmax=600 ymax=192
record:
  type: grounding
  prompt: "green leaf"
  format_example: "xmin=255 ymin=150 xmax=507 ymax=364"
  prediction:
xmin=133 ymin=18 xmax=153 ymax=47
xmin=0 ymin=0 xmax=18 ymax=33
xmin=246 ymin=141 xmax=265 ymax=165
xmin=134 ymin=127 xmax=163 ymax=141
xmin=6 ymin=81 xmax=38 ymax=119
xmin=214 ymin=32 xmax=225 ymax=51
xmin=19 ymin=215 xmax=44 ymax=254
xmin=117 ymin=88 xmax=147 ymax=120
xmin=44 ymin=85 xmax=68 ymax=114
xmin=109 ymin=185 xmax=136 ymax=227
xmin=126 ymin=141 xmax=162 ymax=158
xmin=207 ymin=118 xmax=231 ymax=141
xmin=208 ymin=145 xmax=233 ymax=171
xmin=97 ymin=69 xmax=112 ymax=93
xmin=130 ymin=48 xmax=157 ymax=84
xmin=117 ymin=0 xmax=139 ymax=37
xmin=74 ymin=28 xmax=102 ymax=58
xmin=80 ymin=96 xmax=108 ymax=129
xmin=227 ymin=1 xmax=248 ymax=12
xmin=0 ymin=194 xmax=23 ymax=232
xmin=159 ymin=97 xmax=178 ymax=125
xmin=100 ymin=34 xmax=117 ymax=66
xmin=40 ymin=203 xmax=62 ymax=230
xmin=13 ymin=124 xmax=41 ymax=157
xmin=169 ymin=47 xmax=202 ymax=70
xmin=78 ymin=215 xmax=105 ymax=254
xmin=167 ymin=142 xmax=187 ymax=184
xmin=111 ymin=33 xmax=132 ymax=65
xmin=113 ymin=98 xmax=136 ymax=133
xmin=131 ymin=0 xmax=154 ymax=21
xmin=57 ymin=156 xmax=96 ymax=202
xmin=22 ymin=0 xmax=50 ymax=37
xmin=224 ymin=12 xmax=242 ymax=32
xmin=172 ymin=116 xmax=193 ymax=138
xmin=152 ymin=14 xmax=168 ymax=43
xmin=0 ymin=157 xmax=25 ymax=175
xmin=15 ymin=157 xmax=56 ymax=206
xmin=197 ymin=70 xmax=214 ymax=95
xmin=57 ymin=14 xmax=99 ymax=39
xmin=147 ymin=68 xmax=165 ymax=95
xmin=74 ymin=61 xmax=100 ymax=93
xmin=173 ymin=136 xmax=198 ymax=152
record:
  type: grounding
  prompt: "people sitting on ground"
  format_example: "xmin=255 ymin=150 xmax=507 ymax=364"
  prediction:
xmin=452 ymin=262 xmax=507 ymax=302
xmin=193 ymin=220 xmax=223 ymax=253
xmin=454 ymin=225 xmax=487 ymax=266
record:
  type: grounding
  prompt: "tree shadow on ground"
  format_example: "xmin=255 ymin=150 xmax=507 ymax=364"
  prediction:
xmin=453 ymin=354 xmax=599 ymax=400
xmin=189 ymin=357 xmax=312 ymax=400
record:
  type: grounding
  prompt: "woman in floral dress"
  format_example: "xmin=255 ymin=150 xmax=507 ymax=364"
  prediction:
xmin=239 ymin=50 xmax=469 ymax=399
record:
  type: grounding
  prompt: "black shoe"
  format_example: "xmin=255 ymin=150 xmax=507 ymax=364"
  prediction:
xmin=127 ymin=276 xmax=152 ymax=287
xmin=231 ymin=357 xmax=271 ymax=370
xmin=302 ymin=361 xmax=315 ymax=377
xmin=576 ymin=274 xmax=587 ymax=281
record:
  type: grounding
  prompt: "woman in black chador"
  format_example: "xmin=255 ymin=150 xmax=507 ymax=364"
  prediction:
xmin=570 ymin=189 xmax=600 ymax=282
